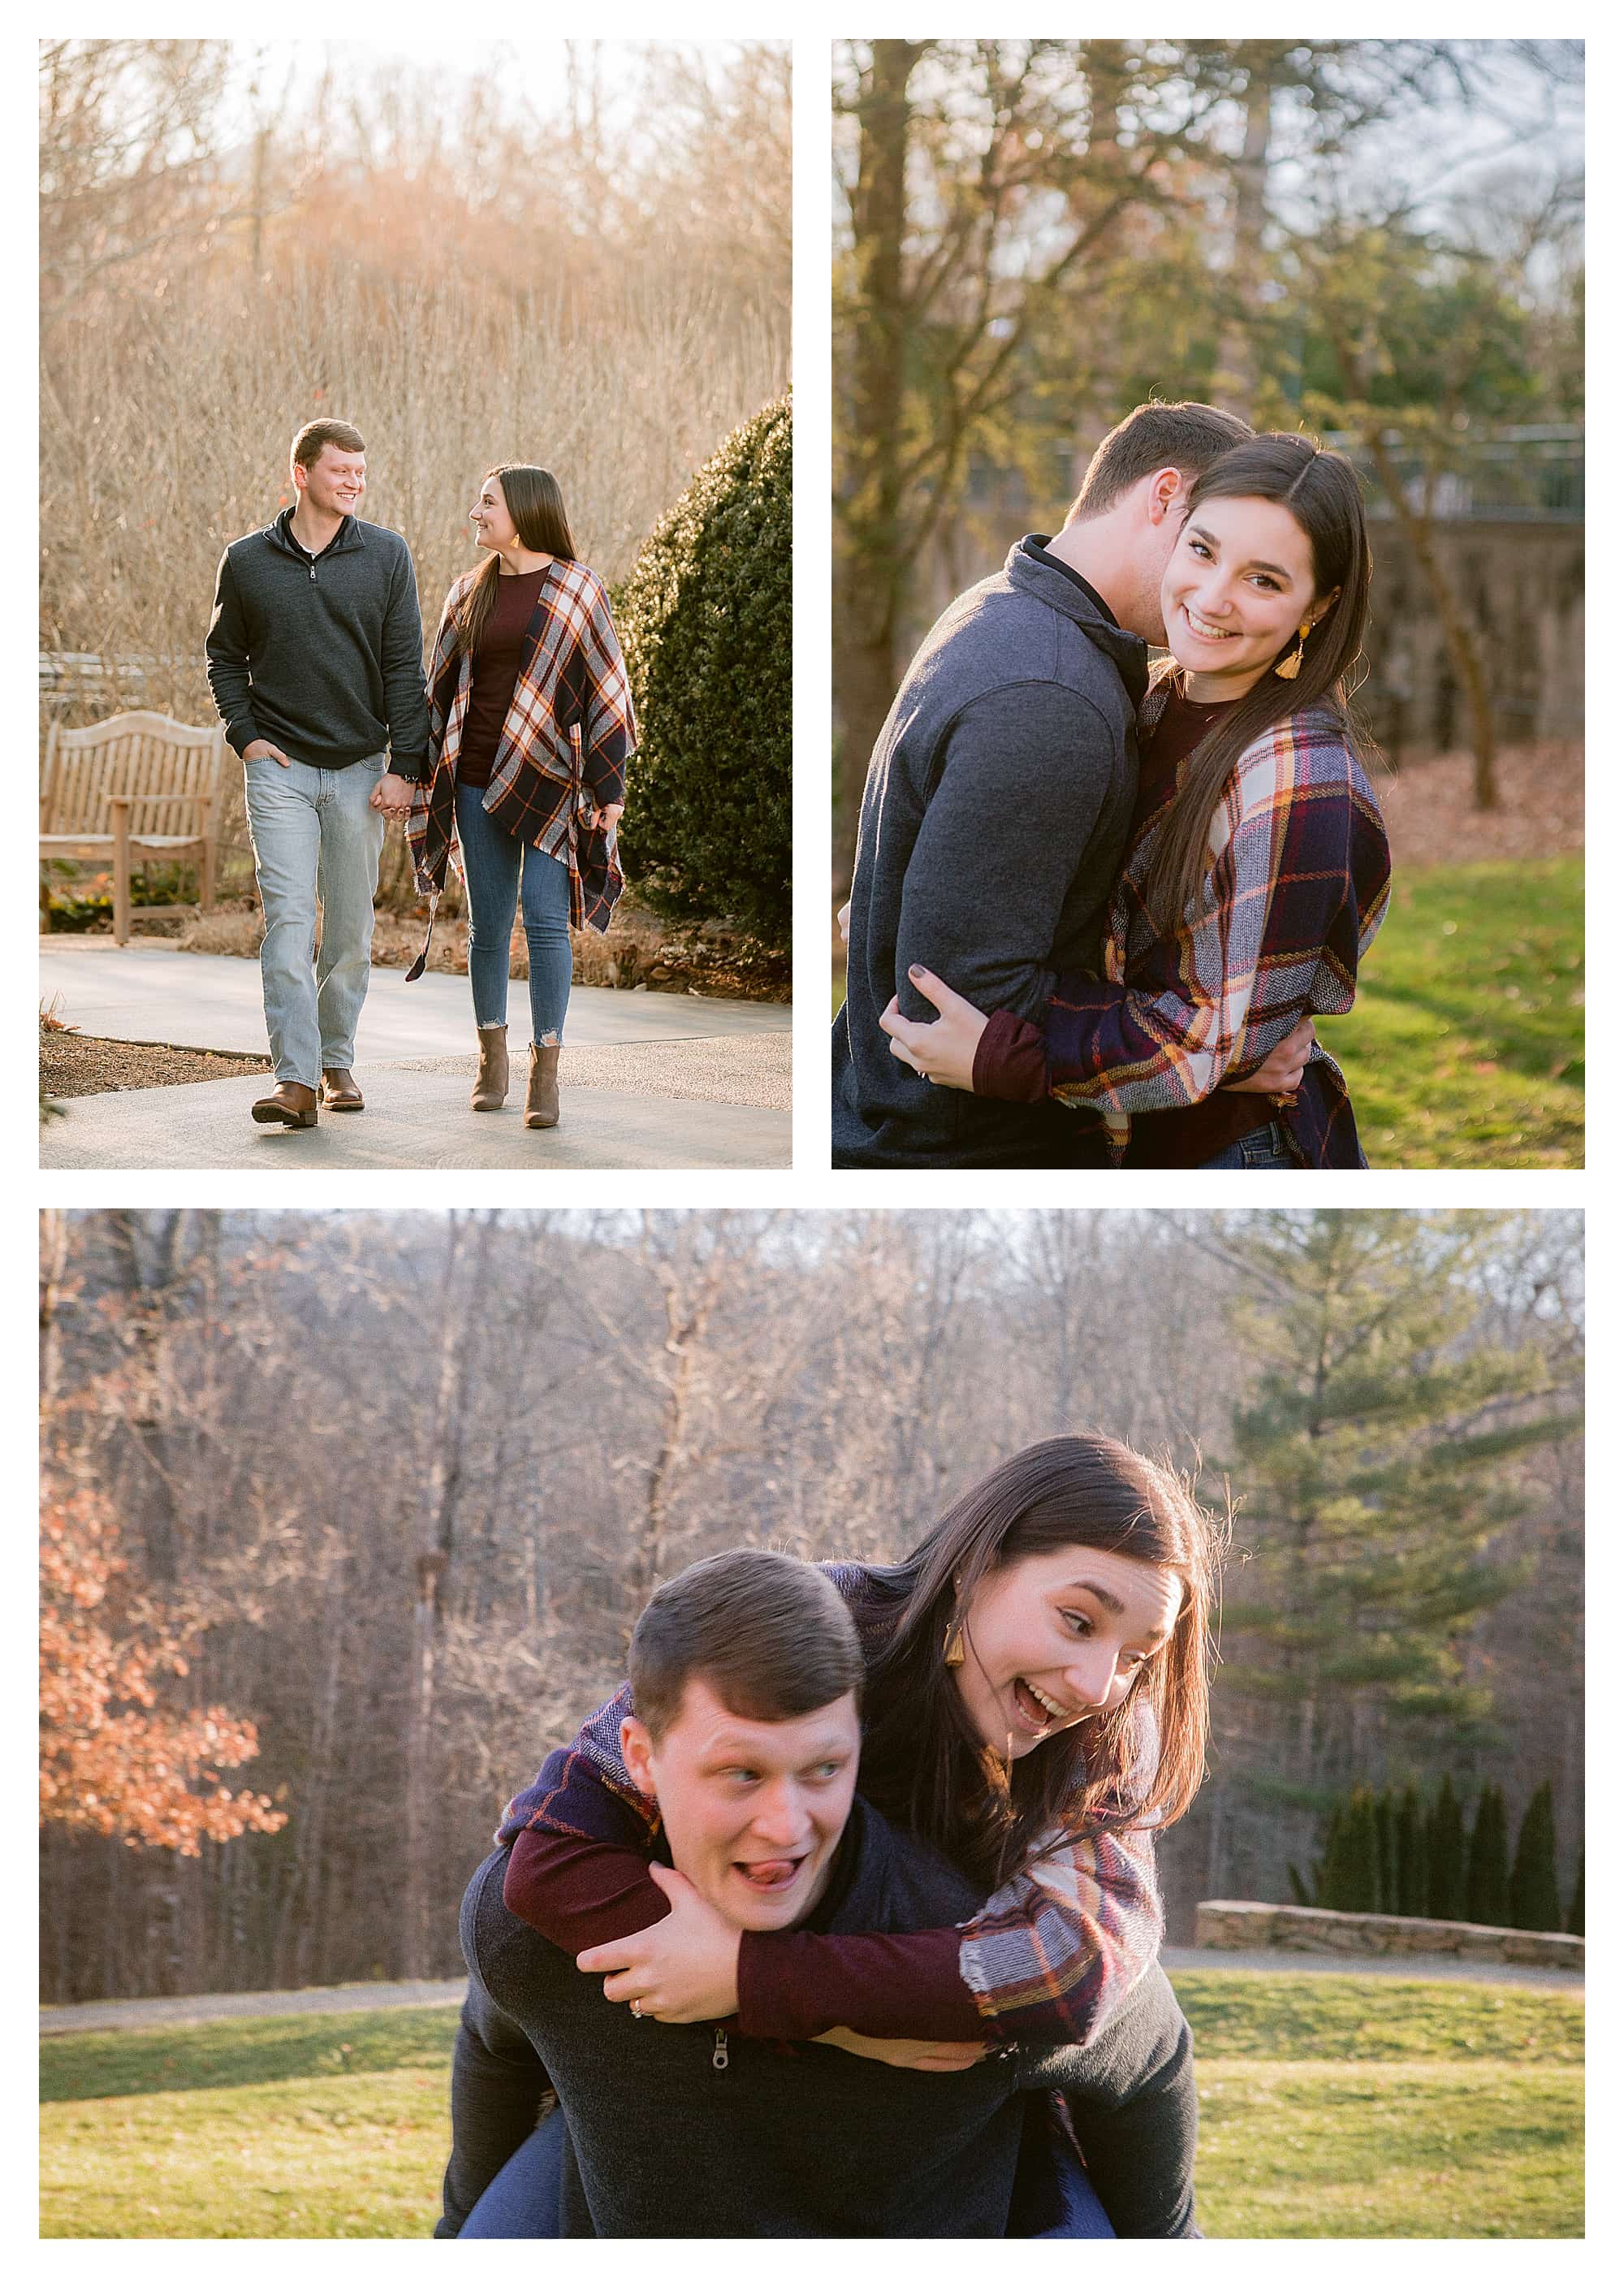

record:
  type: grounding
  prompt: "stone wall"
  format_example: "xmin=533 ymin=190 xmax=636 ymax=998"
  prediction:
xmin=1195 ymin=1898 xmax=1583 ymax=1973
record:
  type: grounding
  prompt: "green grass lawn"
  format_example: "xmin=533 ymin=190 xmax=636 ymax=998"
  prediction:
xmin=1335 ymin=858 xmax=1583 ymax=1168
xmin=39 ymin=1971 xmax=1582 ymax=2239
xmin=831 ymin=858 xmax=1583 ymax=1169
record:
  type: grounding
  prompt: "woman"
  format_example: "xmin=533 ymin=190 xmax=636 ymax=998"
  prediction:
xmin=459 ymin=1434 xmax=1222 ymax=2237
xmin=405 ymin=465 xmax=635 ymax=1130
xmin=880 ymin=434 xmax=1392 ymax=1167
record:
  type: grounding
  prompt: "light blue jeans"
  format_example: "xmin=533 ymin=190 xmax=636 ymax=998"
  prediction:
xmin=456 ymin=781 xmax=572 ymax=1046
xmin=1198 ymin=1118 xmax=1294 ymax=1169
xmin=243 ymin=754 xmax=385 ymax=1088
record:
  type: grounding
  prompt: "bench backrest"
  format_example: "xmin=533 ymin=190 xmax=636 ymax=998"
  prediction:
xmin=41 ymin=711 xmax=228 ymax=836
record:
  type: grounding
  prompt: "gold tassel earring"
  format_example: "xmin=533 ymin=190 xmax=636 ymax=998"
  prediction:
xmin=1274 ymin=620 xmax=1312 ymax=681
xmin=944 ymin=1620 xmax=965 ymax=1668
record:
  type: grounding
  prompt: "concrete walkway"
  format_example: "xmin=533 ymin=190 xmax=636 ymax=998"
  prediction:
xmin=41 ymin=1943 xmax=1582 ymax=2038
xmin=40 ymin=940 xmax=790 ymax=1169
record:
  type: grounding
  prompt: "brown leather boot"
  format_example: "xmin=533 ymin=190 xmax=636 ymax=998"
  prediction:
xmin=471 ymin=1025 xmax=509 ymax=1112
xmin=525 ymin=1041 xmax=561 ymax=1129
xmin=252 ymin=1081 xmax=318 ymax=1129
xmin=320 ymin=1067 xmax=365 ymax=1111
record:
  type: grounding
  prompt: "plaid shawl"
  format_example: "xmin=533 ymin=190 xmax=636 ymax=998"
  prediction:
xmin=496 ymin=1561 xmax=1162 ymax=2051
xmin=1040 ymin=691 xmax=1391 ymax=1166
xmin=404 ymin=559 xmax=636 ymax=976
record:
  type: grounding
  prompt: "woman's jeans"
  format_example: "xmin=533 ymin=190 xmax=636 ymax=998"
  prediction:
xmin=1198 ymin=1117 xmax=1293 ymax=1169
xmin=455 ymin=781 xmax=572 ymax=1045
xmin=457 ymin=2099 xmax=1115 ymax=2240
xmin=243 ymin=754 xmax=385 ymax=1087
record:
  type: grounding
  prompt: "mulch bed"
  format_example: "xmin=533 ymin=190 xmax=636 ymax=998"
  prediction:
xmin=1373 ymin=740 xmax=1582 ymax=871
xmin=41 ymin=1031 xmax=270 ymax=1100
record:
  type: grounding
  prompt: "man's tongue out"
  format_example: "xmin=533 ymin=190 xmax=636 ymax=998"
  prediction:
xmin=737 ymin=1858 xmax=799 ymax=1891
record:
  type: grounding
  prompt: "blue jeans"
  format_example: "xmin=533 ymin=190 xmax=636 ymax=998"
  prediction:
xmin=457 ymin=2099 xmax=1115 ymax=2239
xmin=243 ymin=754 xmax=385 ymax=1088
xmin=1199 ymin=1118 xmax=1293 ymax=1169
xmin=456 ymin=783 xmax=572 ymax=1046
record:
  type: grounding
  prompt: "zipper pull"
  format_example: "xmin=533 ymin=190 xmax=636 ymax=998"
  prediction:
xmin=309 ymin=564 xmax=317 ymax=581
xmin=711 ymin=2028 xmax=728 ymax=2073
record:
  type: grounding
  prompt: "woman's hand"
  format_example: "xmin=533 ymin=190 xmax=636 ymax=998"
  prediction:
xmin=814 ymin=2026 xmax=987 ymax=2073
xmin=586 ymin=801 xmax=624 ymax=832
xmin=836 ymin=900 xmax=851 ymax=945
xmin=878 ymin=966 xmax=989 ymax=1091
xmin=576 ymin=1863 xmax=741 ymax=2022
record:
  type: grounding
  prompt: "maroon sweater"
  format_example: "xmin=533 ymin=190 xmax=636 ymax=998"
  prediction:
xmin=973 ymin=689 xmax=1278 ymax=1168
xmin=504 ymin=1823 xmax=975 ymax=2041
xmin=456 ymin=566 xmax=551 ymax=790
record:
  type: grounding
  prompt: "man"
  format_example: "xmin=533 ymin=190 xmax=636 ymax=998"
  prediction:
xmin=437 ymin=1550 xmax=1197 ymax=2238
xmin=832 ymin=399 xmax=1308 ymax=1168
xmin=205 ymin=419 xmax=429 ymax=1128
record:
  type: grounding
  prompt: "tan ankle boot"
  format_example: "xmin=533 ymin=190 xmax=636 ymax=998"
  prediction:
xmin=525 ymin=1041 xmax=561 ymax=1128
xmin=471 ymin=1025 xmax=509 ymax=1111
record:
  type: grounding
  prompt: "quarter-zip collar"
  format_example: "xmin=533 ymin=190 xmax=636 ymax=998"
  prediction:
xmin=266 ymin=506 xmax=365 ymax=573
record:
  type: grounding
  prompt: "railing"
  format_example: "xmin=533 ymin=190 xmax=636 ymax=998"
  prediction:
xmin=1324 ymin=426 xmax=1583 ymax=523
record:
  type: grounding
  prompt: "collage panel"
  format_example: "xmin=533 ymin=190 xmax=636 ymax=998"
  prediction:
xmin=39 ymin=38 xmax=791 ymax=1170
xmin=39 ymin=1206 xmax=1583 ymax=2239
xmin=831 ymin=40 xmax=1583 ymax=1174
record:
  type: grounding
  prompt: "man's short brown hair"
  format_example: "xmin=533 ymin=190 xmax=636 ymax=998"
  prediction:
xmin=1066 ymin=400 xmax=1252 ymax=523
xmin=628 ymin=1550 xmax=863 ymax=1742
xmin=291 ymin=418 xmax=366 ymax=474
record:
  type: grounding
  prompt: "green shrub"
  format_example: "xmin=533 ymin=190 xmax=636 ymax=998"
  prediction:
xmin=1509 ymin=1783 xmax=1561 ymax=1932
xmin=1426 ymin=1774 xmax=1466 ymax=1921
xmin=1566 ymin=1844 xmax=1583 ymax=1937
xmin=1319 ymin=1786 xmax=1381 ymax=1913
xmin=1465 ymin=1783 xmax=1511 ymax=1926
xmin=615 ymin=391 xmax=791 ymax=953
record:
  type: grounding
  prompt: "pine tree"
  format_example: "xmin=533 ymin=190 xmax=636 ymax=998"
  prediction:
xmin=1213 ymin=1214 xmax=1578 ymax=1796
xmin=1566 ymin=1845 xmax=1583 ymax=1937
xmin=1373 ymin=1787 xmax=1396 ymax=1912
xmin=1320 ymin=1784 xmax=1381 ymax=1913
xmin=1427 ymin=1774 xmax=1466 ymax=1921
xmin=1509 ymin=1782 xmax=1561 ymax=1931
xmin=1393 ymin=1783 xmax=1424 ymax=1916
xmin=1465 ymin=1783 xmax=1511 ymax=1926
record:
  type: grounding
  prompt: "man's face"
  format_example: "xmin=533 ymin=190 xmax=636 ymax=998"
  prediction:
xmin=622 ymin=1679 xmax=860 ymax=1932
xmin=296 ymin=445 xmax=366 ymax=517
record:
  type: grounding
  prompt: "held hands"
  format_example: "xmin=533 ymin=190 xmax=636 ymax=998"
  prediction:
xmin=585 ymin=801 xmax=624 ymax=833
xmin=814 ymin=2026 xmax=987 ymax=2073
xmin=878 ymin=966 xmax=987 ymax=1091
xmin=836 ymin=900 xmax=851 ymax=945
xmin=576 ymin=1863 xmax=741 ymax=2022
xmin=369 ymin=771 xmax=416 ymax=817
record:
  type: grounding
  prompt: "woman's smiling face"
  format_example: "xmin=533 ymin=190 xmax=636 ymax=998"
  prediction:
xmin=469 ymin=477 xmax=517 ymax=551
xmin=952 ymin=1544 xmax=1183 ymax=1758
xmin=1160 ymin=493 xmax=1329 ymax=698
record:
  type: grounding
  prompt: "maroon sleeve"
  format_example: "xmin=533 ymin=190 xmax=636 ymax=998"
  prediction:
xmin=736 ymin=1925 xmax=983 ymax=2041
xmin=502 ymin=1824 xmax=672 ymax=1956
xmin=972 ymin=1005 xmax=1050 ymax=1103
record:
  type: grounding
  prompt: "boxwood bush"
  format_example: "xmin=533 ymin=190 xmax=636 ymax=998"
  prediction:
xmin=614 ymin=391 xmax=790 ymax=953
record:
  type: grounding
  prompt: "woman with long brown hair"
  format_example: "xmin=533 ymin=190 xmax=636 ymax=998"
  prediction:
xmin=405 ymin=465 xmax=635 ymax=1130
xmin=465 ymin=1433 xmax=1226 ymax=2236
xmin=880 ymin=434 xmax=1392 ymax=1167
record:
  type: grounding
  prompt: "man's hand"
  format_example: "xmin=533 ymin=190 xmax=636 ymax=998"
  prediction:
xmin=585 ymin=801 xmax=624 ymax=833
xmin=370 ymin=770 xmax=417 ymax=816
xmin=1225 ymin=1015 xmax=1316 ymax=1096
xmin=878 ymin=965 xmax=988 ymax=1091
xmin=576 ymin=1863 xmax=741 ymax=2023
xmin=814 ymin=2026 xmax=987 ymax=2073
xmin=243 ymin=739 xmax=291 ymax=767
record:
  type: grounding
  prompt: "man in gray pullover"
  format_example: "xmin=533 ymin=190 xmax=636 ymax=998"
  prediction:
xmin=834 ymin=400 xmax=1260 ymax=1169
xmin=206 ymin=418 xmax=429 ymax=1128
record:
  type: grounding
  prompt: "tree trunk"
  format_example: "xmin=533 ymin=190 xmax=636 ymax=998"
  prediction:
xmin=1212 ymin=73 xmax=1273 ymax=413
xmin=833 ymin=42 xmax=922 ymax=886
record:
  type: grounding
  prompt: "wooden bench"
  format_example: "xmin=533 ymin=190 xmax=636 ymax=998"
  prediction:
xmin=41 ymin=711 xmax=227 ymax=945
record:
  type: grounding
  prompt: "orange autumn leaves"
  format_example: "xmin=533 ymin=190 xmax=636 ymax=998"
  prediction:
xmin=40 ymin=1485 xmax=287 ymax=1856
